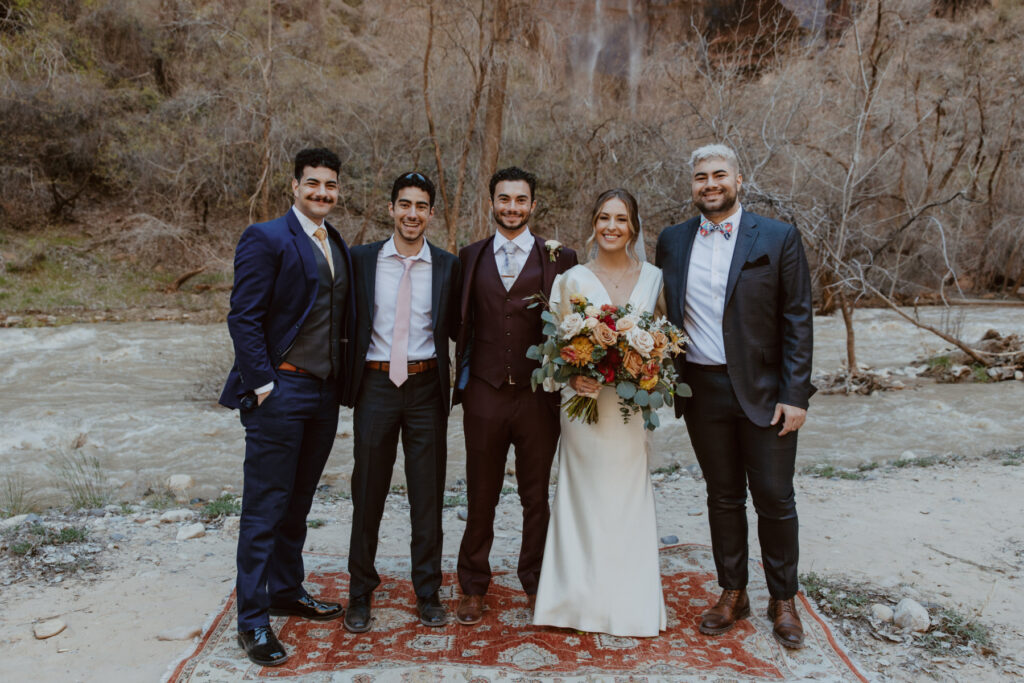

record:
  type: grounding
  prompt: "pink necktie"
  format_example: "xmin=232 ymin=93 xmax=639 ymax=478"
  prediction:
xmin=390 ymin=256 xmax=415 ymax=387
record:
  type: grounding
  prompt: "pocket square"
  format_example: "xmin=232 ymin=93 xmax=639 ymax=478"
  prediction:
xmin=742 ymin=254 xmax=771 ymax=269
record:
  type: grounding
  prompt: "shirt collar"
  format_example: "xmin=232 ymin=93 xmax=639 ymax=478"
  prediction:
xmin=291 ymin=205 xmax=326 ymax=237
xmin=698 ymin=203 xmax=742 ymax=229
xmin=493 ymin=226 xmax=534 ymax=254
xmin=381 ymin=236 xmax=431 ymax=263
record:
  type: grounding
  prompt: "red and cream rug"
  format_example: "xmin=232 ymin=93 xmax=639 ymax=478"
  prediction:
xmin=167 ymin=545 xmax=868 ymax=682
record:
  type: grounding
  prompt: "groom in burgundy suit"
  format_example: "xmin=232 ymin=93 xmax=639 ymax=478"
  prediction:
xmin=453 ymin=167 xmax=577 ymax=625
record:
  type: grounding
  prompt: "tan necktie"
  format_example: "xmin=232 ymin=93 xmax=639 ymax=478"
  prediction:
xmin=313 ymin=227 xmax=335 ymax=277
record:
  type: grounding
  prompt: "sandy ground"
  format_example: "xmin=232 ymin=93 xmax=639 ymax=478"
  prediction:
xmin=2 ymin=457 xmax=1023 ymax=682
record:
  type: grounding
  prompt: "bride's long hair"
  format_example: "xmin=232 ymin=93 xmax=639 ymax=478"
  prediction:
xmin=583 ymin=188 xmax=643 ymax=264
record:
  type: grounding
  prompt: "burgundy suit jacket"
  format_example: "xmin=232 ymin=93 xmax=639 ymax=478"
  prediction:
xmin=452 ymin=233 xmax=577 ymax=406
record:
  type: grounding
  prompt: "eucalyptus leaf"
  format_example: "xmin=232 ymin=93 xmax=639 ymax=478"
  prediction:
xmin=543 ymin=323 xmax=557 ymax=337
xmin=676 ymin=382 xmax=693 ymax=398
xmin=540 ymin=310 xmax=556 ymax=324
xmin=617 ymin=382 xmax=637 ymax=399
xmin=526 ymin=345 xmax=543 ymax=360
xmin=635 ymin=389 xmax=650 ymax=407
xmin=649 ymin=391 xmax=663 ymax=409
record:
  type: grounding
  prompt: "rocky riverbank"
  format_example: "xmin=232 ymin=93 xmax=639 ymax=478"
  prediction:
xmin=2 ymin=456 xmax=1022 ymax=682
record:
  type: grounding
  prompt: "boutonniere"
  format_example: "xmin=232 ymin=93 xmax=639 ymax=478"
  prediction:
xmin=545 ymin=239 xmax=562 ymax=263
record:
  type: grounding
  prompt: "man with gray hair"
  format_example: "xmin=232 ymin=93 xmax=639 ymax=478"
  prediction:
xmin=655 ymin=143 xmax=815 ymax=649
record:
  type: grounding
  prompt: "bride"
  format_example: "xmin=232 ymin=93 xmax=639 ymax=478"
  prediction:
xmin=532 ymin=189 xmax=667 ymax=637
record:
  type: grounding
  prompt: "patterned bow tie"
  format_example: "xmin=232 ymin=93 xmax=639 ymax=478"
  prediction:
xmin=699 ymin=218 xmax=733 ymax=240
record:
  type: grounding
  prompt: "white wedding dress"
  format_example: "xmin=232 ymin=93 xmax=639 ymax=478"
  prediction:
xmin=532 ymin=262 xmax=667 ymax=637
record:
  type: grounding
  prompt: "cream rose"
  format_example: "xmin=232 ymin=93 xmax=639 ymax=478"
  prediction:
xmin=584 ymin=304 xmax=601 ymax=318
xmin=615 ymin=314 xmax=638 ymax=332
xmin=558 ymin=312 xmax=585 ymax=339
xmin=583 ymin=317 xmax=599 ymax=330
xmin=626 ymin=326 xmax=655 ymax=356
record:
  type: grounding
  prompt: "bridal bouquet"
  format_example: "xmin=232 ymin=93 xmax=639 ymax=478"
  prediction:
xmin=527 ymin=294 xmax=691 ymax=430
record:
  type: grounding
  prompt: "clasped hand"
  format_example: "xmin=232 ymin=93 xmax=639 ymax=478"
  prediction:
xmin=568 ymin=375 xmax=602 ymax=398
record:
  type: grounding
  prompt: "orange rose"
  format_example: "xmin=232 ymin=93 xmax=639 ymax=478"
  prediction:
xmin=651 ymin=330 xmax=669 ymax=356
xmin=622 ymin=349 xmax=644 ymax=377
xmin=591 ymin=322 xmax=618 ymax=348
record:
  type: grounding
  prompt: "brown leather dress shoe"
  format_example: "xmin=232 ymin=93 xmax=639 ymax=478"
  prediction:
xmin=767 ymin=597 xmax=805 ymax=649
xmin=699 ymin=588 xmax=750 ymax=635
xmin=526 ymin=594 xmax=536 ymax=609
xmin=455 ymin=594 xmax=485 ymax=625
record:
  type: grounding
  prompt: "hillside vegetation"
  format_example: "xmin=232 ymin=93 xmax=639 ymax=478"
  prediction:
xmin=0 ymin=0 xmax=1021 ymax=322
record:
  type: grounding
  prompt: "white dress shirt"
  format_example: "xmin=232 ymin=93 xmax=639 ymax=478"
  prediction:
xmin=492 ymin=227 xmax=535 ymax=289
xmin=256 ymin=206 xmax=335 ymax=396
xmin=683 ymin=205 xmax=742 ymax=366
xmin=366 ymin=237 xmax=435 ymax=362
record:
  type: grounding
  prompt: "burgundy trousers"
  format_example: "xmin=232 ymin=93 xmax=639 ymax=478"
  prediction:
xmin=457 ymin=377 xmax=561 ymax=595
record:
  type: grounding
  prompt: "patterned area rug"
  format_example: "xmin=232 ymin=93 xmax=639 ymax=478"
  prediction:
xmin=167 ymin=545 xmax=867 ymax=682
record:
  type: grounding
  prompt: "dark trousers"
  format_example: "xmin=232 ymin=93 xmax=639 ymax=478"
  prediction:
xmin=457 ymin=377 xmax=561 ymax=595
xmin=236 ymin=371 xmax=339 ymax=630
xmin=348 ymin=368 xmax=447 ymax=599
xmin=683 ymin=366 xmax=799 ymax=599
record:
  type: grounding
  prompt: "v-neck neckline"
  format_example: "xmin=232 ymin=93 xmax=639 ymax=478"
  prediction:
xmin=582 ymin=263 xmax=645 ymax=308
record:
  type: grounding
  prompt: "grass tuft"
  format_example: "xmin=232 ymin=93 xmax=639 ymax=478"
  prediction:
xmin=1 ymin=472 xmax=37 ymax=517
xmin=202 ymin=494 xmax=240 ymax=519
xmin=49 ymin=449 xmax=110 ymax=509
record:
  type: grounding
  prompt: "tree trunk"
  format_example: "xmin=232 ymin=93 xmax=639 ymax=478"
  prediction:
xmin=838 ymin=289 xmax=857 ymax=377
xmin=473 ymin=0 xmax=509 ymax=241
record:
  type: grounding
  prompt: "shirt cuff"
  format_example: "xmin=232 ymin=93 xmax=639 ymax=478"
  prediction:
xmin=255 ymin=381 xmax=274 ymax=396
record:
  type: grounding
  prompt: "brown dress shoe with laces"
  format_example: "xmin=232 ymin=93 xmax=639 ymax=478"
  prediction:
xmin=767 ymin=597 xmax=805 ymax=649
xmin=699 ymin=588 xmax=750 ymax=635
xmin=455 ymin=594 xmax=485 ymax=625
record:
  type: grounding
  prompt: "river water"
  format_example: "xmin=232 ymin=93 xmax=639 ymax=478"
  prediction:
xmin=2 ymin=306 xmax=1022 ymax=504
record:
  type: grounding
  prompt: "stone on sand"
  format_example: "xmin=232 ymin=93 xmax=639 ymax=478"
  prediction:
xmin=894 ymin=598 xmax=930 ymax=631
xmin=870 ymin=603 xmax=894 ymax=622
xmin=160 ymin=509 xmax=195 ymax=523
xmin=156 ymin=625 xmax=202 ymax=641
xmin=176 ymin=523 xmax=206 ymax=541
xmin=168 ymin=474 xmax=195 ymax=501
xmin=221 ymin=516 xmax=240 ymax=534
xmin=34 ymin=619 xmax=66 ymax=639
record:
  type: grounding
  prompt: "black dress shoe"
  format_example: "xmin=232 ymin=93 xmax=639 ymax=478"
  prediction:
xmin=237 ymin=625 xmax=289 ymax=666
xmin=416 ymin=592 xmax=448 ymax=627
xmin=269 ymin=594 xmax=344 ymax=621
xmin=344 ymin=593 xmax=372 ymax=633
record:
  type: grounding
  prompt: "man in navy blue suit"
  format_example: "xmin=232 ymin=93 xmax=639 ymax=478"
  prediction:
xmin=656 ymin=144 xmax=815 ymax=650
xmin=220 ymin=147 xmax=355 ymax=667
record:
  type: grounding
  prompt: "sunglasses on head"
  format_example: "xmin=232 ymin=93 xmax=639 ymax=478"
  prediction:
xmin=404 ymin=172 xmax=426 ymax=182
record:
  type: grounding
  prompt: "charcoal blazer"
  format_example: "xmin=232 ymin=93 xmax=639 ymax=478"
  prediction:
xmin=219 ymin=210 xmax=354 ymax=409
xmin=655 ymin=210 xmax=815 ymax=426
xmin=346 ymin=238 xmax=461 ymax=411
xmin=452 ymin=234 xmax=577 ymax=406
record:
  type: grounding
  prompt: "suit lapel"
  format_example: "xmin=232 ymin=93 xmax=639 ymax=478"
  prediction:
xmin=286 ymin=209 xmax=318 ymax=290
xmin=724 ymin=212 xmax=759 ymax=307
xmin=362 ymin=241 xmax=384 ymax=324
xmin=675 ymin=218 xmax=700 ymax=323
xmin=427 ymin=241 xmax=444 ymax=335
xmin=461 ymin=236 xmax=494 ymax=323
xmin=532 ymin=235 xmax=556 ymax=295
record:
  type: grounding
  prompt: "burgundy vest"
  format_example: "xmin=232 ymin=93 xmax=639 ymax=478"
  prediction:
xmin=470 ymin=245 xmax=546 ymax=388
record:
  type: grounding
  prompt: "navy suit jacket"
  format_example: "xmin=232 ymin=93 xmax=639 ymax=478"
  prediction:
xmin=219 ymin=210 xmax=355 ymax=409
xmin=655 ymin=210 xmax=815 ymax=426
xmin=346 ymin=239 xmax=461 ymax=411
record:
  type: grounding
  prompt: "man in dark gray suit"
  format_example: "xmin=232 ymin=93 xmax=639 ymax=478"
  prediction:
xmin=656 ymin=144 xmax=815 ymax=649
xmin=343 ymin=172 xmax=461 ymax=633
